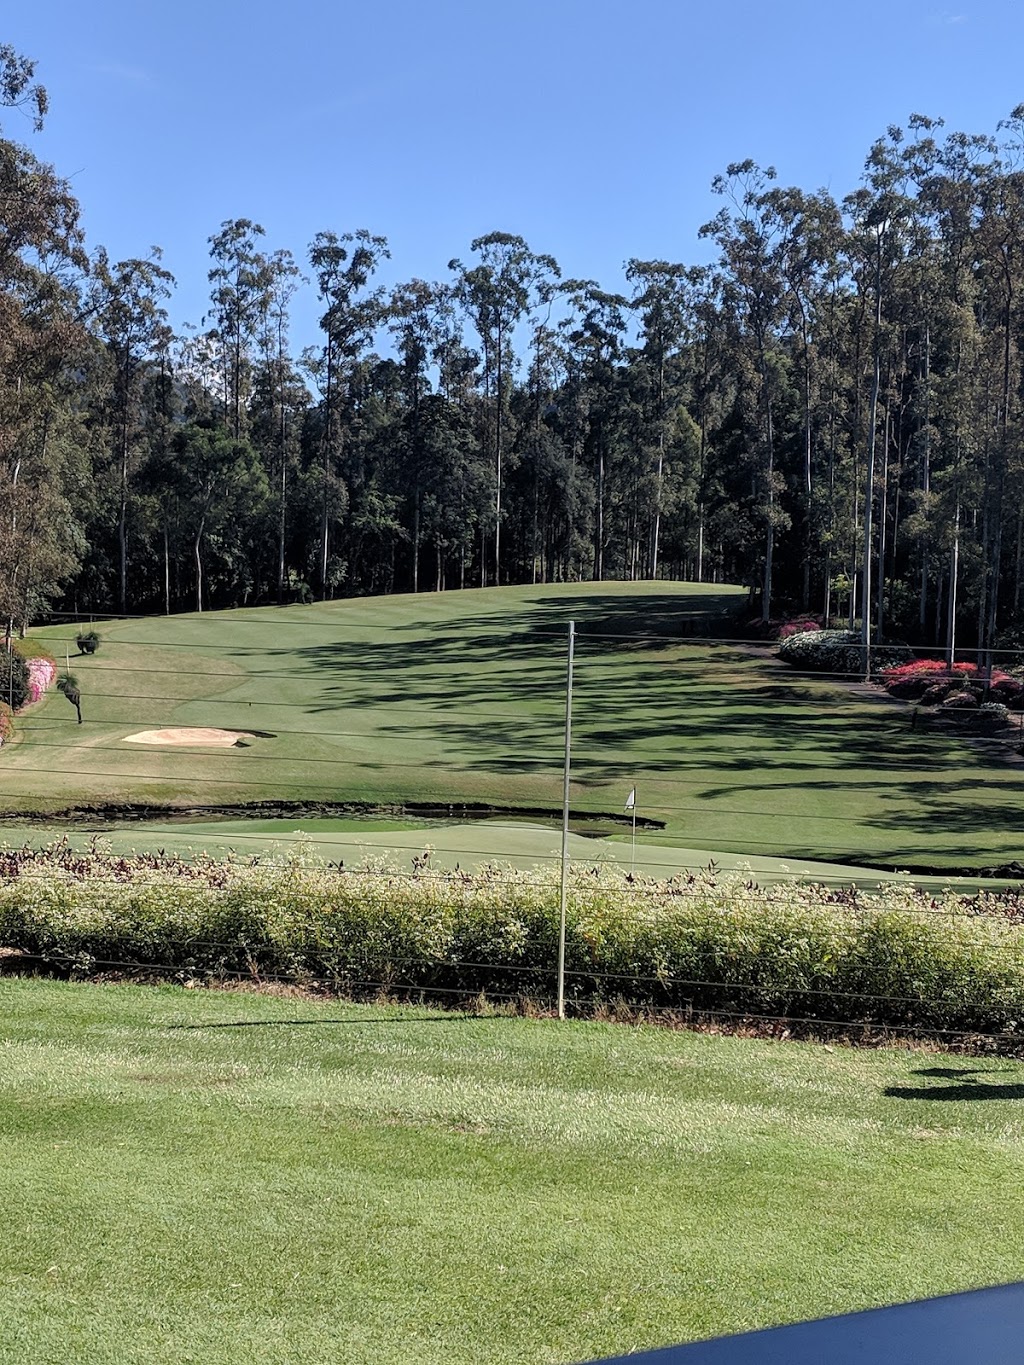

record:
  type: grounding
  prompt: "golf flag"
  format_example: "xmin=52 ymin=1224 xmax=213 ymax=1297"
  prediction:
xmin=624 ymin=788 xmax=635 ymax=811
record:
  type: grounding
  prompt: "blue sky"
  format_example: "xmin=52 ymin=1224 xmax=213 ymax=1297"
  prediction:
xmin=4 ymin=1 xmax=1022 ymax=349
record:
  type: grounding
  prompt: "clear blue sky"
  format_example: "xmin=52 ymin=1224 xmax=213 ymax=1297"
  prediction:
xmin=5 ymin=0 xmax=1023 ymax=348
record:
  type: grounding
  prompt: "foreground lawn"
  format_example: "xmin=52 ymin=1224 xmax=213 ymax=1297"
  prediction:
xmin=4 ymin=579 xmax=1024 ymax=869
xmin=3 ymin=981 xmax=1024 ymax=1364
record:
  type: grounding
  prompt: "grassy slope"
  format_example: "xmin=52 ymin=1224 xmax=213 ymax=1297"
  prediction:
xmin=3 ymin=979 xmax=1024 ymax=1365
xmin=5 ymin=580 xmax=1024 ymax=869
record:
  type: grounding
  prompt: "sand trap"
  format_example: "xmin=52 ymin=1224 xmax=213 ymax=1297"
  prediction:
xmin=123 ymin=728 xmax=255 ymax=748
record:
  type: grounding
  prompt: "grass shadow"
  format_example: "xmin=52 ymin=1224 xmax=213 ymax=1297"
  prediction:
xmin=886 ymin=1066 xmax=1024 ymax=1101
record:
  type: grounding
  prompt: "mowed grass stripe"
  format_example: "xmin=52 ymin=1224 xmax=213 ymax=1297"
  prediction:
xmin=3 ymin=979 xmax=1024 ymax=1363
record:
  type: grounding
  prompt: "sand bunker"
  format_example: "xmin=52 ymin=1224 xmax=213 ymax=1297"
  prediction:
xmin=123 ymin=728 xmax=255 ymax=748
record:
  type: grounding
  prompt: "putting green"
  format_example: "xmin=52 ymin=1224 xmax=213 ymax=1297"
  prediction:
xmin=6 ymin=581 xmax=1024 ymax=873
xmin=0 ymin=817 xmax=1007 ymax=893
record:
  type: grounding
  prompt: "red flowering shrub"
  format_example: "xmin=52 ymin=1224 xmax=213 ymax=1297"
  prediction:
xmin=882 ymin=658 xmax=981 ymax=699
xmin=990 ymin=676 xmax=1024 ymax=710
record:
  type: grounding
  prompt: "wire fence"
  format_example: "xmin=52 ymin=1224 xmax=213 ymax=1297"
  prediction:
xmin=7 ymin=943 xmax=1024 ymax=1051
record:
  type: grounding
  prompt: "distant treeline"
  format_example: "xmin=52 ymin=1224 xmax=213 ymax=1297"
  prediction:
xmin=4 ymin=42 xmax=1024 ymax=656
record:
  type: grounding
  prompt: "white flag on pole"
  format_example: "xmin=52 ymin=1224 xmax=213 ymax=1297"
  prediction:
xmin=624 ymin=788 xmax=635 ymax=811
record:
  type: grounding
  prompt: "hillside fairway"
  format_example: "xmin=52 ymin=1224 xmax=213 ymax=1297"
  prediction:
xmin=4 ymin=979 xmax=1024 ymax=1364
xmin=7 ymin=580 xmax=1024 ymax=871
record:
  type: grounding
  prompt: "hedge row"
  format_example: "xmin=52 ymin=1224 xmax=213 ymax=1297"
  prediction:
xmin=2 ymin=847 xmax=1024 ymax=1036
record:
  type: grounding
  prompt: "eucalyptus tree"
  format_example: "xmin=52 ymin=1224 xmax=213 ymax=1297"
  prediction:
xmin=303 ymin=229 xmax=389 ymax=598
xmin=510 ymin=271 xmax=575 ymax=583
xmin=90 ymin=249 xmax=175 ymax=612
xmin=751 ymin=186 xmax=844 ymax=606
xmin=684 ymin=265 xmax=733 ymax=584
xmin=166 ymin=419 xmax=267 ymax=612
xmin=206 ymin=219 xmax=272 ymax=440
xmin=449 ymin=232 xmax=560 ymax=584
xmin=388 ymin=278 xmax=452 ymax=591
xmin=701 ymin=162 xmax=790 ymax=620
xmin=559 ymin=285 xmax=629 ymax=580
xmin=626 ymin=259 xmax=693 ymax=579
xmin=0 ymin=43 xmax=47 ymax=130
xmin=0 ymin=44 xmax=89 ymax=636
xmin=968 ymin=113 xmax=1024 ymax=663
xmin=843 ymin=128 xmax=920 ymax=661
xmin=251 ymin=247 xmax=305 ymax=602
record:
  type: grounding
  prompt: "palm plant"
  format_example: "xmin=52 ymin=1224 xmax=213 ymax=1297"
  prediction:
xmin=57 ymin=673 xmax=82 ymax=724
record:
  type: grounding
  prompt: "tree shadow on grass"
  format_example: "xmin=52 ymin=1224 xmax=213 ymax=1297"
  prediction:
xmin=886 ymin=1066 xmax=1024 ymax=1101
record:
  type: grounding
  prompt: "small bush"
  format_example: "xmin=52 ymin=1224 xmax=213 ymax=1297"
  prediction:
xmin=0 ymin=651 xmax=29 ymax=712
xmin=991 ymin=677 xmax=1024 ymax=710
xmin=777 ymin=629 xmax=912 ymax=677
xmin=976 ymin=702 xmax=1011 ymax=732
xmin=942 ymin=689 xmax=978 ymax=710
xmin=0 ymin=702 xmax=12 ymax=745
xmin=920 ymin=683 xmax=950 ymax=708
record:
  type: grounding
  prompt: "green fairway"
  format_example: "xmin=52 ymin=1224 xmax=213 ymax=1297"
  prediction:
xmin=3 ymin=978 xmax=1024 ymax=1365
xmin=6 ymin=580 xmax=1024 ymax=871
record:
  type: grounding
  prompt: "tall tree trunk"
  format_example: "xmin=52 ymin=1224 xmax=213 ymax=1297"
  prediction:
xmin=412 ymin=491 xmax=420 ymax=593
xmin=320 ymin=340 xmax=334 ymax=599
xmin=194 ymin=516 xmax=206 ymax=614
xmin=163 ymin=519 xmax=170 ymax=616
xmin=118 ymin=403 xmax=129 ymax=616
xmin=277 ymin=378 xmax=287 ymax=606
xmin=861 ymin=234 xmax=884 ymax=675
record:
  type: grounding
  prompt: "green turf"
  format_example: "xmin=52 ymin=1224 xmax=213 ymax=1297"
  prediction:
xmin=3 ymin=978 xmax=1024 ymax=1364
xmin=0 ymin=817 xmax=1007 ymax=894
xmin=6 ymin=581 xmax=1024 ymax=870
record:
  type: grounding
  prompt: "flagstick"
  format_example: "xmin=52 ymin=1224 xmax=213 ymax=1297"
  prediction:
xmin=631 ymin=793 xmax=636 ymax=874
xmin=556 ymin=621 xmax=575 ymax=1021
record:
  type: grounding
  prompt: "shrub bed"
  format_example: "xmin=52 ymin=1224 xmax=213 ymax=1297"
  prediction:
xmin=881 ymin=657 xmax=1024 ymax=708
xmin=2 ymin=847 xmax=1024 ymax=1038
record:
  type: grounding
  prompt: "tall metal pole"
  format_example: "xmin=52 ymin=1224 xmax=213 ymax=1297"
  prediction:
xmin=557 ymin=620 xmax=575 ymax=1020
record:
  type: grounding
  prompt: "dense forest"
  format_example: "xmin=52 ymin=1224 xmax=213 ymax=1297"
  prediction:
xmin=4 ymin=43 xmax=1024 ymax=658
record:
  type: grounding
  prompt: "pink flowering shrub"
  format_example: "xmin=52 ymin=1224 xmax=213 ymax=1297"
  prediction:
xmin=25 ymin=657 xmax=56 ymax=705
xmin=749 ymin=614 xmax=825 ymax=640
xmin=777 ymin=618 xmax=823 ymax=640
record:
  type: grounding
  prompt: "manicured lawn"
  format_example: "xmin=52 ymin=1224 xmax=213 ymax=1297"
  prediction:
xmin=3 ymin=979 xmax=1024 ymax=1364
xmin=5 ymin=580 xmax=1024 ymax=870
